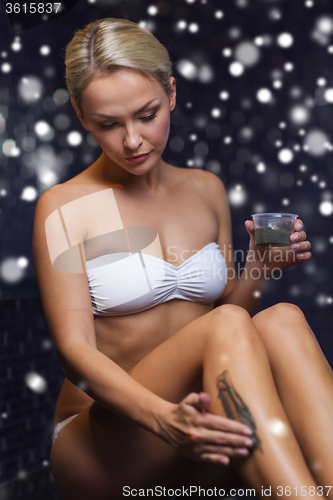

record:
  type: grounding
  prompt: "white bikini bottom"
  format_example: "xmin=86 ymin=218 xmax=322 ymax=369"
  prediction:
xmin=51 ymin=413 xmax=79 ymax=445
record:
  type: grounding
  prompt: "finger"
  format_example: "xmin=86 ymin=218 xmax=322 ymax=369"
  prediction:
xmin=295 ymin=251 xmax=312 ymax=260
xmin=198 ymin=391 xmax=211 ymax=410
xmin=290 ymin=230 xmax=307 ymax=243
xmin=200 ymin=453 xmax=230 ymax=465
xmin=193 ymin=428 xmax=254 ymax=448
xmin=196 ymin=413 xmax=253 ymax=436
xmin=245 ymin=220 xmax=254 ymax=229
xmin=201 ymin=444 xmax=251 ymax=457
xmin=244 ymin=220 xmax=255 ymax=235
xmin=294 ymin=219 xmax=303 ymax=231
xmin=183 ymin=392 xmax=210 ymax=412
xmin=291 ymin=241 xmax=311 ymax=251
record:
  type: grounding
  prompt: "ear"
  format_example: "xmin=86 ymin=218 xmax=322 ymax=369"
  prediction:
xmin=169 ymin=77 xmax=177 ymax=112
xmin=71 ymin=100 xmax=90 ymax=131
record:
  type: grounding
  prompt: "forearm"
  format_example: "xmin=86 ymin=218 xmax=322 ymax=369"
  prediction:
xmin=218 ymin=261 xmax=270 ymax=317
xmin=59 ymin=340 xmax=170 ymax=436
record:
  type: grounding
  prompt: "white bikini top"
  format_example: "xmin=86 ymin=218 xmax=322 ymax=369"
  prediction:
xmin=86 ymin=242 xmax=228 ymax=316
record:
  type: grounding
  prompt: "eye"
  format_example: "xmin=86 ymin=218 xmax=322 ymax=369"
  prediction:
xmin=140 ymin=112 xmax=157 ymax=122
xmin=98 ymin=110 xmax=158 ymax=130
xmin=99 ymin=122 xmax=117 ymax=130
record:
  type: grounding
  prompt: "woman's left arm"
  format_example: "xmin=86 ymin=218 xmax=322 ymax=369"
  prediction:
xmin=202 ymin=171 xmax=312 ymax=317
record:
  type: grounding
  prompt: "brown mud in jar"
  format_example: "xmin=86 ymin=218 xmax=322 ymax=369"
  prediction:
xmin=251 ymin=213 xmax=298 ymax=246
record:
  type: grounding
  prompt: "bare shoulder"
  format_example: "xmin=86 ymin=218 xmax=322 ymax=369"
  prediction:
xmin=35 ymin=184 xmax=67 ymax=216
xmin=34 ymin=178 xmax=96 ymax=220
xmin=33 ymin=187 xmax=65 ymax=240
xmin=194 ymin=168 xmax=226 ymax=192
xmin=37 ymin=182 xmax=89 ymax=210
xmin=33 ymin=181 xmax=93 ymax=262
xmin=177 ymin=167 xmax=228 ymax=210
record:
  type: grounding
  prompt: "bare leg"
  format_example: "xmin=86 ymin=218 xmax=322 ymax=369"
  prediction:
xmin=252 ymin=303 xmax=333 ymax=488
xmin=51 ymin=305 xmax=324 ymax=499
xmin=201 ymin=305 xmax=321 ymax=499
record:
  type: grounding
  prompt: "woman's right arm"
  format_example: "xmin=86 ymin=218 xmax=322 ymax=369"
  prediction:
xmin=32 ymin=185 xmax=171 ymax=434
xmin=33 ymin=186 xmax=253 ymax=464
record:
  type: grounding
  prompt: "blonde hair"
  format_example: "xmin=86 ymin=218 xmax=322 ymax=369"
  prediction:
xmin=65 ymin=18 xmax=173 ymax=114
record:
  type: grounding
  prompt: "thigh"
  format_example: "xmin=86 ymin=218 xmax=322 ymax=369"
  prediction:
xmin=50 ymin=405 xmax=240 ymax=500
xmin=50 ymin=403 xmax=189 ymax=500
xmin=50 ymin=312 xmax=212 ymax=499
xmin=128 ymin=303 xmax=252 ymax=401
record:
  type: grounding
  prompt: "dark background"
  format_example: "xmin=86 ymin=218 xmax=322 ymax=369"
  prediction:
xmin=0 ymin=0 xmax=332 ymax=495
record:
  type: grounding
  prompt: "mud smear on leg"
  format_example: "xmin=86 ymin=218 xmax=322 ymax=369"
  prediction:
xmin=216 ymin=370 xmax=261 ymax=451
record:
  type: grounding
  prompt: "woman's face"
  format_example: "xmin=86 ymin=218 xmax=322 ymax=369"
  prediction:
xmin=73 ymin=68 xmax=176 ymax=175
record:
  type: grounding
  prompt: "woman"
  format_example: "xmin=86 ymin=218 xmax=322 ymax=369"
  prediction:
xmin=32 ymin=18 xmax=333 ymax=500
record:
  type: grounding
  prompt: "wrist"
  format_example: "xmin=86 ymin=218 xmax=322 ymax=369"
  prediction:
xmin=150 ymin=398 xmax=175 ymax=440
xmin=243 ymin=258 xmax=272 ymax=281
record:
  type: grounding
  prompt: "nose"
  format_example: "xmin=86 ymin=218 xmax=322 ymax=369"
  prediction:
xmin=123 ymin=124 xmax=143 ymax=151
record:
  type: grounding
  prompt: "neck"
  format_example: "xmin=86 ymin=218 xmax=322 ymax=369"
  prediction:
xmin=92 ymin=152 xmax=168 ymax=195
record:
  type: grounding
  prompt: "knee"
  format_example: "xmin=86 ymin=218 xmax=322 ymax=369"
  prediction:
xmin=207 ymin=304 xmax=260 ymax=348
xmin=254 ymin=302 xmax=304 ymax=332
xmin=254 ymin=302 xmax=315 ymax=347
xmin=211 ymin=303 xmax=251 ymax=322
xmin=269 ymin=302 xmax=305 ymax=321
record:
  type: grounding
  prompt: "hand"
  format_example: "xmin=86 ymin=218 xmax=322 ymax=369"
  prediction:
xmin=157 ymin=392 xmax=254 ymax=466
xmin=244 ymin=218 xmax=312 ymax=275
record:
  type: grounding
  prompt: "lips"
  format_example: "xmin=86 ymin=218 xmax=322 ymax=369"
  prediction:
xmin=125 ymin=152 xmax=151 ymax=164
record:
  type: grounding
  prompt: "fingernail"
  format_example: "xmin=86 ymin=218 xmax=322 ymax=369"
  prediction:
xmin=293 ymin=234 xmax=299 ymax=241
xmin=292 ymin=243 xmax=299 ymax=249
xmin=244 ymin=428 xmax=253 ymax=435
xmin=296 ymin=253 xmax=304 ymax=258
xmin=245 ymin=438 xmax=253 ymax=446
xmin=238 ymin=449 xmax=249 ymax=456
